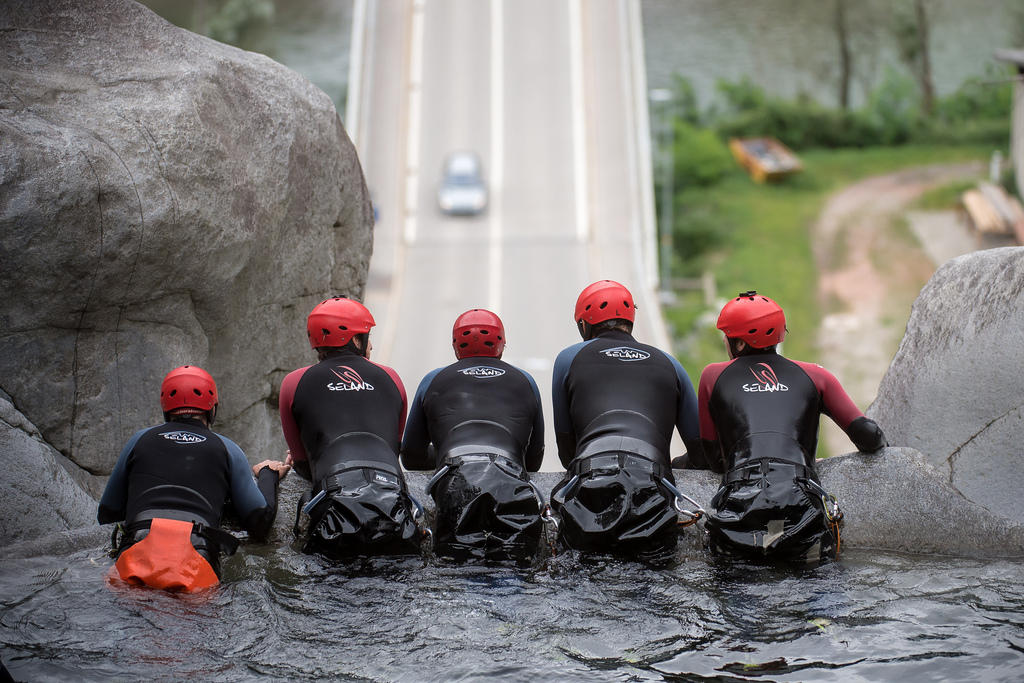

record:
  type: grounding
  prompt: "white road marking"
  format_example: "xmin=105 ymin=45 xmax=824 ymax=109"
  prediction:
xmin=489 ymin=0 xmax=504 ymax=312
xmin=568 ymin=0 xmax=589 ymax=243
xmin=345 ymin=0 xmax=368 ymax=150
xmin=404 ymin=0 xmax=426 ymax=245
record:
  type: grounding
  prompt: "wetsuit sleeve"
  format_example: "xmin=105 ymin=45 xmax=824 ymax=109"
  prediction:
xmin=279 ymin=367 xmax=309 ymax=464
xmin=376 ymin=362 xmax=408 ymax=437
xmin=97 ymin=428 xmax=147 ymax=524
xmin=551 ymin=344 xmax=582 ymax=469
xmin=221 ymin=435 xmax=278 ymax=541
xmin=400 ymin=370 xmax=440 ymax=471
xmin=794 ymin=361 xmax=887 ymax=454
xmin=690 ymin=363 xmax=728 ymax=473
xmin=667 ymin=353 xmax=700 ymax=455
xmin=523 ymin=369 xmax=545 ymax=472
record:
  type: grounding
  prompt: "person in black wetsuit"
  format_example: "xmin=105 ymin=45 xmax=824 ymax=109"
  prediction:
xmin=696 ymin=291 xmax=887 ymax=563
xmin=98 ymin=365 xmax=289 ymax=592
xmin=279 ymin=296 xmax=422 ymax=557
xmin=401 ymin=308 xmax=545 ymax=561
xmin=550 ymin=280 xmax=702 ymax=559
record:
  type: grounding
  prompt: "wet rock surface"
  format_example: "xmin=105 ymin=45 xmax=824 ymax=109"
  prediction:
xmin=1 ymin=396 xmax=97 ymax=546
xmin=869 ymin=247 xmax=1024 ymax=523
xmin=0 ymin=0 xmax=372 ymax=538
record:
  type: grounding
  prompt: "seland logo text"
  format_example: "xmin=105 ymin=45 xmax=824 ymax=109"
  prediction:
xmin=161 ymin=430 xmax=207 ymax=444
xmin=459 ymin=366 xmax=506 ymax=378
xmin=601 ymin=346 xmax=650 ymax=362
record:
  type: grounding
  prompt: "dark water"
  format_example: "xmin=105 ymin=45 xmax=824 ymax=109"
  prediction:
xmin=3 ymin=537 xmax=1024 ymax=681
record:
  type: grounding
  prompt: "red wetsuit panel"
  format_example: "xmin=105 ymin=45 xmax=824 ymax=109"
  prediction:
xmin=279 ymin=365 xmax=311 ymax=463
xmin=791 ymin=360 xmax=863 ymax=430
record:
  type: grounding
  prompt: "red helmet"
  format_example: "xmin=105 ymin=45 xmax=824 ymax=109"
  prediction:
xmin=306 ymin=297 xmax=375 ymax=349
xmin=574 ymin=280 xmax=636 ymax=325
xmin=452 ymin=309 xmax=505 ymax=359
xmin=717 ymin=291 xmax=786 ymax=348
xmin=160 ymin=365 xmax=218 ymax=414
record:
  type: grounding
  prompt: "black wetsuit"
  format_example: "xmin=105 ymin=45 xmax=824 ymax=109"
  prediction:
xmin=550 ymin=329 xmax=700 ymax=557
xmin=98 ymin=416 xmax=280 ymax=574
xmin=279 ymin=349 xmax=420 ymax=556
xmin=698 ymin=350 xmax=886 ymax=562
xmin=401 ymin=356 xmax=545 ymax=560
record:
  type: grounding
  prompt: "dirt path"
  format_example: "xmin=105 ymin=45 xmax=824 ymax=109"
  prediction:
xmin=813 ymin=161 xmax=985 ymax=456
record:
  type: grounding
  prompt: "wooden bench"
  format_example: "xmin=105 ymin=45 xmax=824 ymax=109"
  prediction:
xmin=960 ymin=182 xmax=1024 ymax=246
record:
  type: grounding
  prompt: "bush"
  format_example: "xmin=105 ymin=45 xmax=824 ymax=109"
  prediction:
xmin=676 ymin=66 xmax=1012 ymax=154
xmin=669 ymin=120 xmax=734 ymax=187
xmin=714 ymin=76 xmax=766 ymax=114
xmin=714 ymin=101 xmax=881 ymax=150
xmin=863 ymin=67 xmax=920 ymax=145
xmin=669 ymin=75 xmax=701 ymax=126
xmin=671 ymin=201 xmax=728 ymax=275
xmin=935 ymin=69 xmax=1013 ymax=123
xmin=709 ymin=78 xmax=919 ymax=150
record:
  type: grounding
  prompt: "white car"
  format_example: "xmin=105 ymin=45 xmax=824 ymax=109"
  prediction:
xmin=437 ymin=152 xmax=488 ymax=215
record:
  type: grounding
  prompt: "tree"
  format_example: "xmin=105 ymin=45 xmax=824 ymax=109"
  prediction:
xmin=913 ymin=0 xmax=935 ymax=115
xmin=835 ymin=0 xmax=852 ymax=110
xmin=893 ymin=0 xmax=935 ymax=115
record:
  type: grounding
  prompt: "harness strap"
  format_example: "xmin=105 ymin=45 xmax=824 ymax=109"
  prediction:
xmin=130 ymin=508 xmax=214 ymax=528
xmin=724 ymin=458 xmax=816 ymax=485
xmin=322 ymin=459 xmax=401 ymax=477
xmin=124 ymin=516 xmax=241 ymax=555
xmin=442 ymin=448 xmax=525 ymax=474
xmin=443 ymin=444 xmax=519 ymax=463
xmin=569 ymin=451 xmax=668 ymax=480
xmin=575 ymin=435 xmax=664 ymax=463
xmin=314 ymin=458 xmax=404 ymax=498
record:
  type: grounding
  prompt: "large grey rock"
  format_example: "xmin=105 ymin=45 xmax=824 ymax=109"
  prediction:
xmin=868 ymin=248 xmax=1024 ymax=522
xmin=0 ymin=396 xmax=97 ymax=545
xmin=819 ymin=448 xmax=1024 ymax=557
xmin=0 ymin=0 xmax=373 ymax=515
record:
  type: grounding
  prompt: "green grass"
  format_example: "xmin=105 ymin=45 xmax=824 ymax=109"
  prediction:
xmin=665 ymin=143 xmax=991 ymax=380
xmin=913 ymin=179 xmax=977 ymax=210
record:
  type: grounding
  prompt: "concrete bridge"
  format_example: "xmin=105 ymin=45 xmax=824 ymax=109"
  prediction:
xmin=348 ymin=0 xmax=672 ymax=471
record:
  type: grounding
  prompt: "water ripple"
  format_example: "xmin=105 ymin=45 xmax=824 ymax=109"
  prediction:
xmin=2 ymin=547 xmax=1024 ymax=680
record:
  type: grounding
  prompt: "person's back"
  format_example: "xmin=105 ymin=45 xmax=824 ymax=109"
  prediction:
xmin=402 ymin=309 xmax=545 ymax=561
xmin=99 ymin=365 xmax=288 ymax=591
xmin=279 ymin=296 xmax=422 ymax=558
xmin=699 ymin=292 xmax=887 ymax=563
xmin=550 ymin=280 xmax=701 ymax=560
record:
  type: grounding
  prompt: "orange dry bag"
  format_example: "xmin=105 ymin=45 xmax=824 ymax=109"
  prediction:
xmin=114 ymin=517 xmax=219 ymax=592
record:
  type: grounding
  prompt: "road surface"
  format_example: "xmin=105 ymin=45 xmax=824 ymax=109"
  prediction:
xmin=351 ymin=0 xmax=679 ymax=470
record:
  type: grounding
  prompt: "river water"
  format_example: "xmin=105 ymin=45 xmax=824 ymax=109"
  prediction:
xmin=3 ymin=532 xmax=1024 ymax=681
